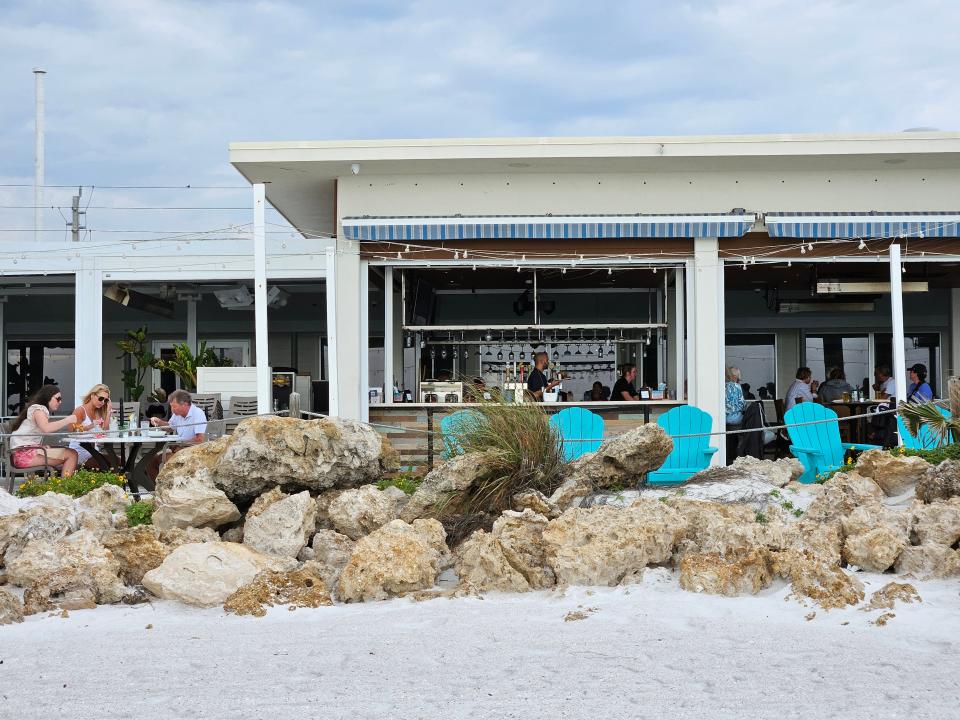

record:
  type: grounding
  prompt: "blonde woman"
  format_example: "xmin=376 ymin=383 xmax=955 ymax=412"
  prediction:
xmin=68 ymin=383 xmax=112 ymax=466
xmin=725 ymin=366 xmax=747 ymax=425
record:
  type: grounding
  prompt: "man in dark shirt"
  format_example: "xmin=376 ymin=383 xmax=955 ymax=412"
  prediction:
xmin=611 ymin=364 xmax=639 ymax=401
xmin=527 ymin=352 xmax=561 ymax=400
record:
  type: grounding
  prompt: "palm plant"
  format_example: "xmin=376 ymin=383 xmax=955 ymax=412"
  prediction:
xmin=900 ymin=383 xmax=959 ymax=445
xmin=153 ymin=341 xmax=233 ymax=391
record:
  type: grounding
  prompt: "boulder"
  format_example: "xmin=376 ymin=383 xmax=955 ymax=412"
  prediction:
xmin=803 ymin=472 xmax=884 ymax=524
xmin=541 ymin=500 xmax=684 ymax=586
xmin=399 ymin=450 xmax=502 ymax=522
xmin=511 ymin=489 xmax=560 ymax=519
xmin=246 ymin=486 xmax=288 ymax=519
xmin=894 ymin=544 xmax=960 ymax=578
xmin=685 ymin=456 xmax=803 ymax=489
xmin=142 ymin=542 xmax=296 ymax=607
xmin=855 ymin=450 xmax=930 ymax=496
xmin=310 ymin=529 xmax=355 ymax=594
xmin=223 ymin=566 xmax=332 ymax=617
xmin=772 ymin=550 xmax=865 ymax=609
xmin=841 ymin=504 xmax=909 ymax=572
xmin=314 ymin=489 xmax=343 ymax=531
xmin=916 ymin=460 xmax=960 ymax=503
xmin=792 ymin=520 xmax=844 ymax=566
xmin=547 ymin=477 xmax=593 ymax=512
xmin=5 ymin=530 xmax=126 ymax=604
xmin=152 ymin=438 xmax=240 ymax=531
xmin=909 ymin=498 xmax=960 ymax=546
xmin=492 ymin=510 xmax=555 ymax=589
xmin=22 ymin=567 xmax=100 ymax=614
xmin=102 ymin=525 xmax=171 ymax=585
xmin=220 ymin=526 xmax=244 ymax=543
xmin=455 ymin=530 xmax=531 ymax=593
xmin=328 ymin=484 xmax=408 ymax=540
xmin=565 ymin=424 xmax=673 ymax=490
xmin=0 ymin=587 xmax=24 ymax=625
xmin=243 ymin=491 xmax=317 ymax=558
xmin=159 ymin=526 xmax=220 ymax=548
xmin=212 ymin=416 xmax=399 ymax=501
xmin=75 ymin=484 xmax=128 ymax=516
xmin=0 ymin=488 xmax=24 ymax=517
xmin=337 ymin=519 xmax=447 ymax=602
xmin=679 ymin=548 xmax=773 ymax=596
xmin=0 ymin=502 xmax=76 ymax=565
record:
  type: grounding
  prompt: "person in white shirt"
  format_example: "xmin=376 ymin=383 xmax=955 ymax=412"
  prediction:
xmin=149 ymin=389 xmax=207 ymax=443
xmin=784 ymin=367 xmax=819 ymax=411
xmin=872 ymin=365 xmax=896 ymax=400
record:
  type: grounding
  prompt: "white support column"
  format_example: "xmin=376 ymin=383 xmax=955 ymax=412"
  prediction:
xmin=889 ymin=244 xmax=907 ymax=405
xmin=74 ymin=265 xmax=103 ymax=407
xmin=253 ymin=183 xmax=271 ymax=415
xmin=383 ymin=266 xmax=394 ymax=404
xmin=325 ymin=246 xmax=339 ymax=417
xmin=333 ymin=241 xmax=363 ymax=420
xmin=691 ymin=239 xmax=726 ymax=465
xmin=186 ymin=299 xmax=198 ymax=355
xmin=359 ymin=259 xmax=370 ymax=422
xmin=950 ymin=288 xmax=960 ymax=378
xmin=684 ymin=258 xmax=695 ymax=402
xmin=674 ymin=266 xmax=686 ymax=400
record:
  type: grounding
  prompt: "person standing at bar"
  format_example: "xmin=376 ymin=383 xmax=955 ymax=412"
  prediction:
xmin=527 ymin=352 xmax=561 ymax=400
xmin=611 ymin=364 xmax=640 ymax=401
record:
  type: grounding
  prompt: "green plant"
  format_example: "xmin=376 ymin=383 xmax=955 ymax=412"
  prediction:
xmin=792 ymin=508 xmax=804 ymax=518
xmin=769 ymin=489 xmax=781 ymax=498
xmin=440 ymin=392 xmax=566 ymax=515
xmin=377 ymin=473 xmax=423 ymax=495
xmin=126 ymin=500 xmax=154 ymax=527
xmin=608 ymin=483 xmax=626 ymax=493
xmin=780 ymin=500 xmax=794 ymax=511
xmin=755 ymin=511 xmax=768 ymax=524
xmin=898 ymin=443 xmax=960 ymax=465
xmin=153 ymin=341 xmax=234 ymax=391
xmin=16 ymin=469 xmax=126 ymax=498
xmin=901 ymin=399 xmax=959 ymax=446
xmin=116 ymin=326 xmax=156 ymax=401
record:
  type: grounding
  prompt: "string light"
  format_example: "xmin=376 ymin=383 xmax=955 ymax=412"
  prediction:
xmin=858 ymin=239 xmax=866 ymax=249
xmin=454 ymin=251 xmax=460 ymax=259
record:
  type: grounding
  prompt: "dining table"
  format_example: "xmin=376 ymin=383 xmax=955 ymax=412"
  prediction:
xmin=826 ymin=398 xmax=887 ymax=445
xmin=68 ymin=430 xmax=183 ymax=495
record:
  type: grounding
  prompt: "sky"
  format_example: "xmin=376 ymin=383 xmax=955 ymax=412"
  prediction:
xmin=1 ymin=0 xmax=958 ymax=238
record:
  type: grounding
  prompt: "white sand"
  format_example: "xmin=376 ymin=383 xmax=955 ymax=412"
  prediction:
xmin=2 ymin=570 xmax=958 ymax=720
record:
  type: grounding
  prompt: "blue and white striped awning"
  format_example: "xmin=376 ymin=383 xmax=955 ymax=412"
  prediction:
xmin=342 ymin=214 xmax=757 ymax=241
xmin=766 ymin=212 xmax=960 ymax=239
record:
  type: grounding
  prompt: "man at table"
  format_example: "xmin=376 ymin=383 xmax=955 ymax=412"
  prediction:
xmin=611 ymin=364 xmax=640 ymax=401
xmin=527 ymin=352 xmax=561 ymax=400
xmin=150 ymin=389 xmax=207 ymax=443
xmin=872 ymin=365 xmax=896 ymax=400
xmin=784 ymin=367 xmax=818 ymax=410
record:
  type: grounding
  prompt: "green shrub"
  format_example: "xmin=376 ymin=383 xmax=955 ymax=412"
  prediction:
xmin=16 ymin=469 xmax=126 ymax=498
xmin=898 ymin=443 xmax=960 ymax=465
xmin=376 ymin=473 xmax=423 ymax=495
xmin=126 ymin=500 xmax=154 ymax=527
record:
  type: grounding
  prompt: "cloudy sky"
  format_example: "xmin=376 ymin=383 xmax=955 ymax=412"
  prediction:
xmin=1 ymin=0 xmax=958 ymax=237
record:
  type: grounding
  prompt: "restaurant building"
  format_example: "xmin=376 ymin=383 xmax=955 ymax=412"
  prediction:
xmin=3 ymin=132 xmax=959 ymax=467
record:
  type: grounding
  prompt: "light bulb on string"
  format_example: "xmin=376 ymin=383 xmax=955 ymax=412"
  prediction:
xmin=463 ymin=251 xmax=469 ymax=259
xmin=808 ymin=243 xmax=814 ymax=251
xmin=800 ymin=245 xmax=806 ymax=254
xmin=652 ymin=266 xmax=657 ymax=273
xmin=858 ymin=239 xmax=866 ymax=250
xmin=607 ymin=267 xmax=612 ymax=275
xmin=454 ymin=251 xmax=460 ymax=259
xmin=396 ymin=252 xmax=402 ymax=259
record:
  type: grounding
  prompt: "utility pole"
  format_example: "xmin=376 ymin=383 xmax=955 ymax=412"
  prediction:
xmin=68 ymin=186 xmax=85 ymax=241
xmin=33 ymin=68 xmax=46 ymax=243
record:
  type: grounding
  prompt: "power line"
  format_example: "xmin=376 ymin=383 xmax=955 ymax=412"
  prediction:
xmin=0 ymin=183 xmax=249 ymax=189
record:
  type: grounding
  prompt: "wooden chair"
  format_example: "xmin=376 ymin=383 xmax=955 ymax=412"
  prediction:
xmin=897 ymin=405 xmax=951 ymax=450
xmin=439 ymin=410 xmax=482 ymax=459
xmin=549 ymin=406 xmax=604 ymax=462
xmin=832 ymin=404 xmax=852 ymax=443
xmin=784 ymin=403 xmax=881 ymax=484
xmin=225 ymin=396 xmax=259 ymax=434
xmin=647 ymin=406 xmax=719 ymax=485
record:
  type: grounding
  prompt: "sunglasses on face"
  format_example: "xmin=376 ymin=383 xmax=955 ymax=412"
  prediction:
xmin=52 ymin=396 xmax=62 ymax=402
xmin=96 ymin=396 xmax=109 ymax=403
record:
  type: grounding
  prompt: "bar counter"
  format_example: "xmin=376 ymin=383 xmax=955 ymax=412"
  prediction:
xmin=369 ymin=400 xmax=686 ymax=470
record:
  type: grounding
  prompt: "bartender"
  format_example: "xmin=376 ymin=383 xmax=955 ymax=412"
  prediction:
xmin=611 ymin=364 xmax=640 ymax=401
xmin=527 ymin=351 xmax=561 ymax=400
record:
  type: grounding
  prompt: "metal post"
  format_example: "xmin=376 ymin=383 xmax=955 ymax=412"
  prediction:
xmin=186 ymin=298 xmax=198 ymax=355
xmin=675 ymin=267 xmax=686 ymax=400
xmin=325 ymin=246 xmax=339 ymax=416
xmin=384 ymin=266 xmax=394 ymax=404
xmin=70 ymin=188 xmax=84 ymax=242
xmin=359 ymin=259 xmax=369 ymax=422
xmin=889 ymin=244 xmax=907 ymax=405
xmin=33 ymin=68 xmax=46 ymax=244
xmin=253 ymin=183 xmax=271 ymax=415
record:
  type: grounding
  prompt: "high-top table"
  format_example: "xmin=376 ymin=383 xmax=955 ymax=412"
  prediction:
xmin=69 ymin=432 xmax=183 ymax=494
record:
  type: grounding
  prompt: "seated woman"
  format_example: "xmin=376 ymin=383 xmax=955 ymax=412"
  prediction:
xmin=817 ymin=367 xmax=854 ymax=403
xmin=725 ymin=366 xmax=747 ymax=426
xmin=68 ymin=383 xmax=112 ymax=467
xmin=10 ymin=384 xmax=80 ymax=477
xmin=906 ymin=363 xmax=934 ymax=403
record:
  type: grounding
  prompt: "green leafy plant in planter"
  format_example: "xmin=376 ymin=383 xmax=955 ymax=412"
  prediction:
xmin=116 ymin=326 xmax=156 ymax=401
xmin=16 ymin=469 xmax=126 ymax=498
xmin=153 ymin=341 xmax=234 ymax=392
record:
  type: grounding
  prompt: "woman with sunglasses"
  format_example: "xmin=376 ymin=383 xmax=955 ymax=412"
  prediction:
xmin=9 ymin=384 xmax=80 ymax=477
xmin=68 ymin=383 xmax=113 ymax=466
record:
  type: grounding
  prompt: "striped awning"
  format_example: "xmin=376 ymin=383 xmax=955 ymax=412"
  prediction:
xmin=765 ymin=212 xmax=960 ymax=239
xmin=341 ymin=214 xmax=757 ymax=241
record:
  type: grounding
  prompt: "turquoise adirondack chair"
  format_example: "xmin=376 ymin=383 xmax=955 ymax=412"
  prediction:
xmin=439 ymin=410 xmax=481 ymax=459
xmin=549 ymin=407 xmax=604 ymax=461
xmin=784 ymin=403 xmax=881 ymax=483
xmin=897 ymin=405 xmax=951 ymax=450
xmin=647 ymin=406 xmax=719 ymax=485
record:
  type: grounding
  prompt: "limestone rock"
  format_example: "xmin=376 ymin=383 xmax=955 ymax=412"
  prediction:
xmin=916 ymin=460 xmax=960 ymax=503
xmin=772 ymin=550 xmax=864 ymax=609
xmin=0 ymin=502 xmax=76 ymax=565
xmin=337 ymin=519 xmax=447 ymax=602
xmin=863 ymin=582 xmax=921 ymax=611
xmin=855 ymin=450 xmax=930 ymax=496
xmin=803 ymin=472 xmax=884 ymax=524
xmin=455 ymin=530 xmax=531 ymax=593
xmin=547 ymin=477 xmax=593 ymax=511
xmin=314 ymin=489 xmax=343 ymax=531
xmin=5 ymin=530 xmax=126 ymax=603
xmin=542 ymin=501 xmax=684 ymax=586
xmin=565 ymin=424 xmax=673 ymax=490
xmin=22 ymin=567 xmax=100 ymax=614
xmin=400 ymin=450 xmax=502 ymax=522
xmin=153 ymin=438 xmax=240 ymax=531
xmin=212 ymin=416 xmax=398 ymax=501
xmin=142 ymin=541 xmax=296 ymax=607
xmin=0 ymin=488 xmax=23 ymax=517
xmin=492 ymin=509 xmax=555 ymax=589
xmin=159 ymin=526 xmax=220 ymax=548
xmin=328 ymin=484 xmax=407 ymax=540
xmin=679 ymin=548 xmax=773 ymax=596
xmin=223 ymin=566 xmax=332 ymax=616
xmin=102 ymin=525 xmax=171 ymax=585
xmin=220 ymin=525 xmax=244 ymax=543
xmin=0 ymin=587 xmax=24 ymax=624
xmin=511 ymin=489 xmax=560 ymax=519
xmin=685 ymin=456 xmax=803 ymax=489
xmin=246 ymin=486 xmax=287 ymax=520
xmin=311 ymin=529 xmax=355 ymax=593
xmin=75 ymin=484 xmax=129 ymax=516
xmin=909 ymin=498 xmax=960 ymax=546
xmin=841 ymin=504 xmax=909 ymax=572
xmin=243 ymin=491 xmax=317 ymax=558
xmin=792 ymin=520 xmax=843 ymax=566
xmin=894 ymin=544 xmax=960 ymax=578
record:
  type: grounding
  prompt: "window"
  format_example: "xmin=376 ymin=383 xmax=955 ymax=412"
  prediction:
xmin=725 ymin=334 xmax=776 ymax=398
xmin=875 ymin=333 xmax=941 ymax=396
xmin=804 ymin=334 xmax=870 ymax=389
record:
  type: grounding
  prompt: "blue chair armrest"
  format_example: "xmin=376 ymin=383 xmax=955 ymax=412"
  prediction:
xmin=702 ymin=447 xmax=719 ymax=456
xmin=789 ymin=444 xmax=824 ymax=458
xmin=841 ymin=443 xmax=882 ymax=452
